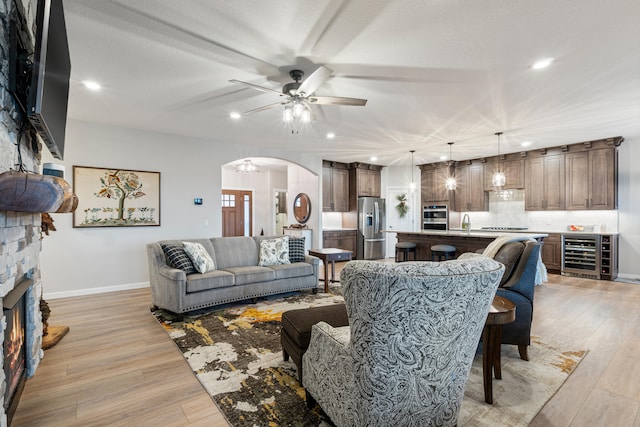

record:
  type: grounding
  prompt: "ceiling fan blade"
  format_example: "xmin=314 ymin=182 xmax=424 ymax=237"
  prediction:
xmin=242 ymin=101 xmax=286 ymax=115
xmin=229 ymin=79 xmax=284 ymax=97
xmin=308 ymin=96 xmax=367 ymax=106
xmin=297 ymin=66 xmax=333 ymax=96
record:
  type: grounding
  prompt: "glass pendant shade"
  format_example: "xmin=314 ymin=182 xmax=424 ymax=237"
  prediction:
xmin=492 ymin=132 xmax=505 ymax=187
xmin=444 ymin=142 xmax=457 ymax=190
xmin=409 ymin=150 xmax=416 ymax=191
xmin=445 ymin=176 xmax=457 ymax=191
xmin=492 ymin=170 xmax=506 ymax=187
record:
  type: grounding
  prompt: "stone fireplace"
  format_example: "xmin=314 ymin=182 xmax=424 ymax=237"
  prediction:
xmin=1 ymin=0 xmax=46 ymax=425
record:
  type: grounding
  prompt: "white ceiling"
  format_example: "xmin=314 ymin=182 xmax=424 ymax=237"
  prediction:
xmin=64 ymin=0 xmax=640 ymax=166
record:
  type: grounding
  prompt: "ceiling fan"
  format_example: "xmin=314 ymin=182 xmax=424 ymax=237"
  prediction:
xmin=229 ymin=66 xmax=367 ymax=122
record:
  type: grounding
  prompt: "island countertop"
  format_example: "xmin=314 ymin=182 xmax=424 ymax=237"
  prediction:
xmin=392 ymin=230 xmax=548 ymax=261
xmin=390 ymin=230 xmax=549 ymax=239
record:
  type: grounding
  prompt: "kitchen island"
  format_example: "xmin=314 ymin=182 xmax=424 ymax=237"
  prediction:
xmin=394 ymin=230 xmax=548 ymax=261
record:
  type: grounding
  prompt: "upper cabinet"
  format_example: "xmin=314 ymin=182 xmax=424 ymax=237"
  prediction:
xmin=523 ymin=138 xmax=621 ymax=211
xmin=420 ymin=165 xmax=451 ymax=204
xmin=322 ymin=161 xmax=350 ymax=212
xmin=483 ymin=159 xmax=525 ymax=191
xmin=565 ymin=148 xmax=617 ymax=210
xmin=453 ymin=163 xmax=488 ymax=212
xmin=524 ymin=154 xmax=565 ymax=210
xmin=349 ymin=163 xmax=382 ymax=198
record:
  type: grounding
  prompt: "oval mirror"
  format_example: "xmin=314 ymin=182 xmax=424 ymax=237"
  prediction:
xmin=293 ymin=193 xmax=311 ymax=224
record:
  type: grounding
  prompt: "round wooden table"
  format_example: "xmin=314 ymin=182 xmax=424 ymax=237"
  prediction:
xmin=482 ymin=295 xmax=516 ymax=404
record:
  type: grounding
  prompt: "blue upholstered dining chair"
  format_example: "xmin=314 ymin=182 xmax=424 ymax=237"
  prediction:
xmin=302 ymin=257 xmax=504 ymax=427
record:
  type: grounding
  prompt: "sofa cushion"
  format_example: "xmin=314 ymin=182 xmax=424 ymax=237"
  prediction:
xmin=494 ymin=241 xmax=525 ymax=285
xmin=186 ymin=270 xmax=235 ymax=293
xmin=259 ymin=236 xmax=290 ymax=266
xmin=160 ymin=243 xmax=196 ymax=274
xmin=222 ymin=266 xmax=275 ymax=285
xmin=183 ymin=241 xmax=216 ymax=273
xmin=211 ymin=236 xmax=258 ymax=269
xmin=269 ymin=262 xmax=314 ymax=279
xmin=288 ymin=237 xmax=306 ymax=263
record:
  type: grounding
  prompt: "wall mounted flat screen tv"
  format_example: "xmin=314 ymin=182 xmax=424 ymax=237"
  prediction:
xmin=28 ymin=0 xmax=71 ymax=160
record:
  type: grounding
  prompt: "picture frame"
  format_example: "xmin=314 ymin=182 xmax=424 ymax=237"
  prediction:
xmin=73 ymin=166 xmax=160 ymax=228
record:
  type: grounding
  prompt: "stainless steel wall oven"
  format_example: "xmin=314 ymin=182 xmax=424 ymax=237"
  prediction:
xmin=423 ymin=205 xmax=448 ymax=231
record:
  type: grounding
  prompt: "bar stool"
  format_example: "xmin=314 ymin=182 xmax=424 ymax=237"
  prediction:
xmin=431 ymin=244 xmax=456 ymax=261
xmin=395 ymin=242 xmax=417 ymax=262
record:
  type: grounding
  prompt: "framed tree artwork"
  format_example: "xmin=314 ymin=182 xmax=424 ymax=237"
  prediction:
xmin=73 ymin=166 xmax=160 ymax=227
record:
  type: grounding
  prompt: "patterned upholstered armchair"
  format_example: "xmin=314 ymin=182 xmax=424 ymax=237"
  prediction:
xmin=302 ymin=257 xmax=504 ymax=427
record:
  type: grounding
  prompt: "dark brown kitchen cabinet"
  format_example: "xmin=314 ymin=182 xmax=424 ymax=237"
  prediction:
xmin=484 ymin=159 xmax=525 ymax=190
xmin=540 ymin=233 xmax=561 ymax=273
xmin=565 ymin=148 xmax=616 ymax=210
xmin=453 ymin=163 xmax=488 ymax=212
xmin=420 ymin=165 xmax=451 ymax=204
xmin=322 ymin=161 xmax=349 ymax=212
xmin=349 ymin=163 xmax=382 ymax=198
xmin=322 ymin=229 xmax=357 ymax=254
xmin=525 ymin=155 xmax=565 ymax=210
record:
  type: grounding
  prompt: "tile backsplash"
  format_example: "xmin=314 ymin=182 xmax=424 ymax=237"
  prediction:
xmin=457 ymin=190 xmax=619 ymax=232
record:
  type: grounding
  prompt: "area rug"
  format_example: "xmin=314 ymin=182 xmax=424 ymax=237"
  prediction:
xmin=152 ymin=290 xmax=586 ymax=427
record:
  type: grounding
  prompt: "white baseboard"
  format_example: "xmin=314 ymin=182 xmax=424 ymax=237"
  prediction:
xmin=616 ymin=273 xmax=640 ymax=283
xmin=43 ymin=282 xmax=150 ymax=300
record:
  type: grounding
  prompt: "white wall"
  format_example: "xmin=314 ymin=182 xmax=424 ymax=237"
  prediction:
xmin=40 ymin=120 xmax=321 ymax=298
xmin=617 ymin=138 xmax=640 ymax=279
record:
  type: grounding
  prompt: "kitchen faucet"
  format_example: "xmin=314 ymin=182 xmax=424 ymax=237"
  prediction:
xmin=462 ymin=214 xmax=471 ymax=233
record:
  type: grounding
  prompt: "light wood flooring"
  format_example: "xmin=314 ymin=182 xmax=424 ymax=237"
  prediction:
xmin=12 ymin=264 xmax=640 ymax=426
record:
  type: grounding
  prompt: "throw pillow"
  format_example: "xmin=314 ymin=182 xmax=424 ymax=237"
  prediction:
xmin=288 ymin=236 xmax=306 ymax=263
xmin=182 ymin=241 xmax=216 ymax=273
xmin=161 ymin=243 xmax=196 ymax=274
xmin=259 ymin=236 xmax=290 ymax=266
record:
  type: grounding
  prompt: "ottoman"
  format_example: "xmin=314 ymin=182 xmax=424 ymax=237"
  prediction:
xmin=281 ymin=303 xmax=349 ymax=382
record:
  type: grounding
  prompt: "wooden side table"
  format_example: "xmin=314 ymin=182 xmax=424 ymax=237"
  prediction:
xmin=308 ymin=248 xmax=352 ymax=293
xmin=483 ymin=295 xmax=516 ymax=404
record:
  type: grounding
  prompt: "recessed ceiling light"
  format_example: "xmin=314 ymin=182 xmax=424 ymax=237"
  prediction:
xmin=440 ymin=155 xmax=448 ymax=160
xmin=521 ymin=141 xmax=532 ymax=147
xmin=326 ymin=132 xmax=335 ymax=139
xmin=229 ymin=112 xmax=242 ymax=119
xmin=532 ymin=58 xmax=554 ymax=70
xmin=370 ymin=156 xmax=378 ymax=162
xmin=82 ymin=80 xmax=101 ymax=91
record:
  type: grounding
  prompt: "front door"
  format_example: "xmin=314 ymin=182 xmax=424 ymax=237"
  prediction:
xmin=222 ymin=190 xmax=253 ymax=236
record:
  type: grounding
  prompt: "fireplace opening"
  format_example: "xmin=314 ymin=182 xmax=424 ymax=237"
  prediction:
xmin=3 ymin=278 xmax=32 ymax=426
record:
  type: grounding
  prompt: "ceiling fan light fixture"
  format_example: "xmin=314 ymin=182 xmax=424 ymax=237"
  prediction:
xmin=282 ymin=105 xmax=293 ymax=123
xmin=301 ymin=107 xmax=311 ymax=124
xmin=293 ymin=101 xmax=303 ymax=118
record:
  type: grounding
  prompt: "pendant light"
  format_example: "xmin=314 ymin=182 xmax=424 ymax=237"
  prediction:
xmin=408 ymin=150 xmax=416 ymax=192
xmin=445 ymin=142 xmax=457 ymax=190
xmin=492 ymin=132 xmax=506 ymax=187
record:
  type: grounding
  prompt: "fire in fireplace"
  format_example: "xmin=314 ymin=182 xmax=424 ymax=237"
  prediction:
xmin=3 ymin=278 xmax=31 ymax=426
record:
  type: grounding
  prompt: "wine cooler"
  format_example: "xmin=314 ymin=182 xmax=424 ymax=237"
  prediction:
xmin=562 ymin=234 xmax=600 ymax=279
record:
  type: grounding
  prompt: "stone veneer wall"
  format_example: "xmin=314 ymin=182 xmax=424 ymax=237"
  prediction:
xmin=0 ymin=0 xmax=45 ymax=425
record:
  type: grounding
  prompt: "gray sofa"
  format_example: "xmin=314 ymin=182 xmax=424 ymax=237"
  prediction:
xmin=147 ymin=236 xmax=320 ymax=314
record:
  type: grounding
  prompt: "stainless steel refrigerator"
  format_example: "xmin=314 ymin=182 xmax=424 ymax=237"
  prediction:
xmin=357 ymin=197 xmax=386 ymax=260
